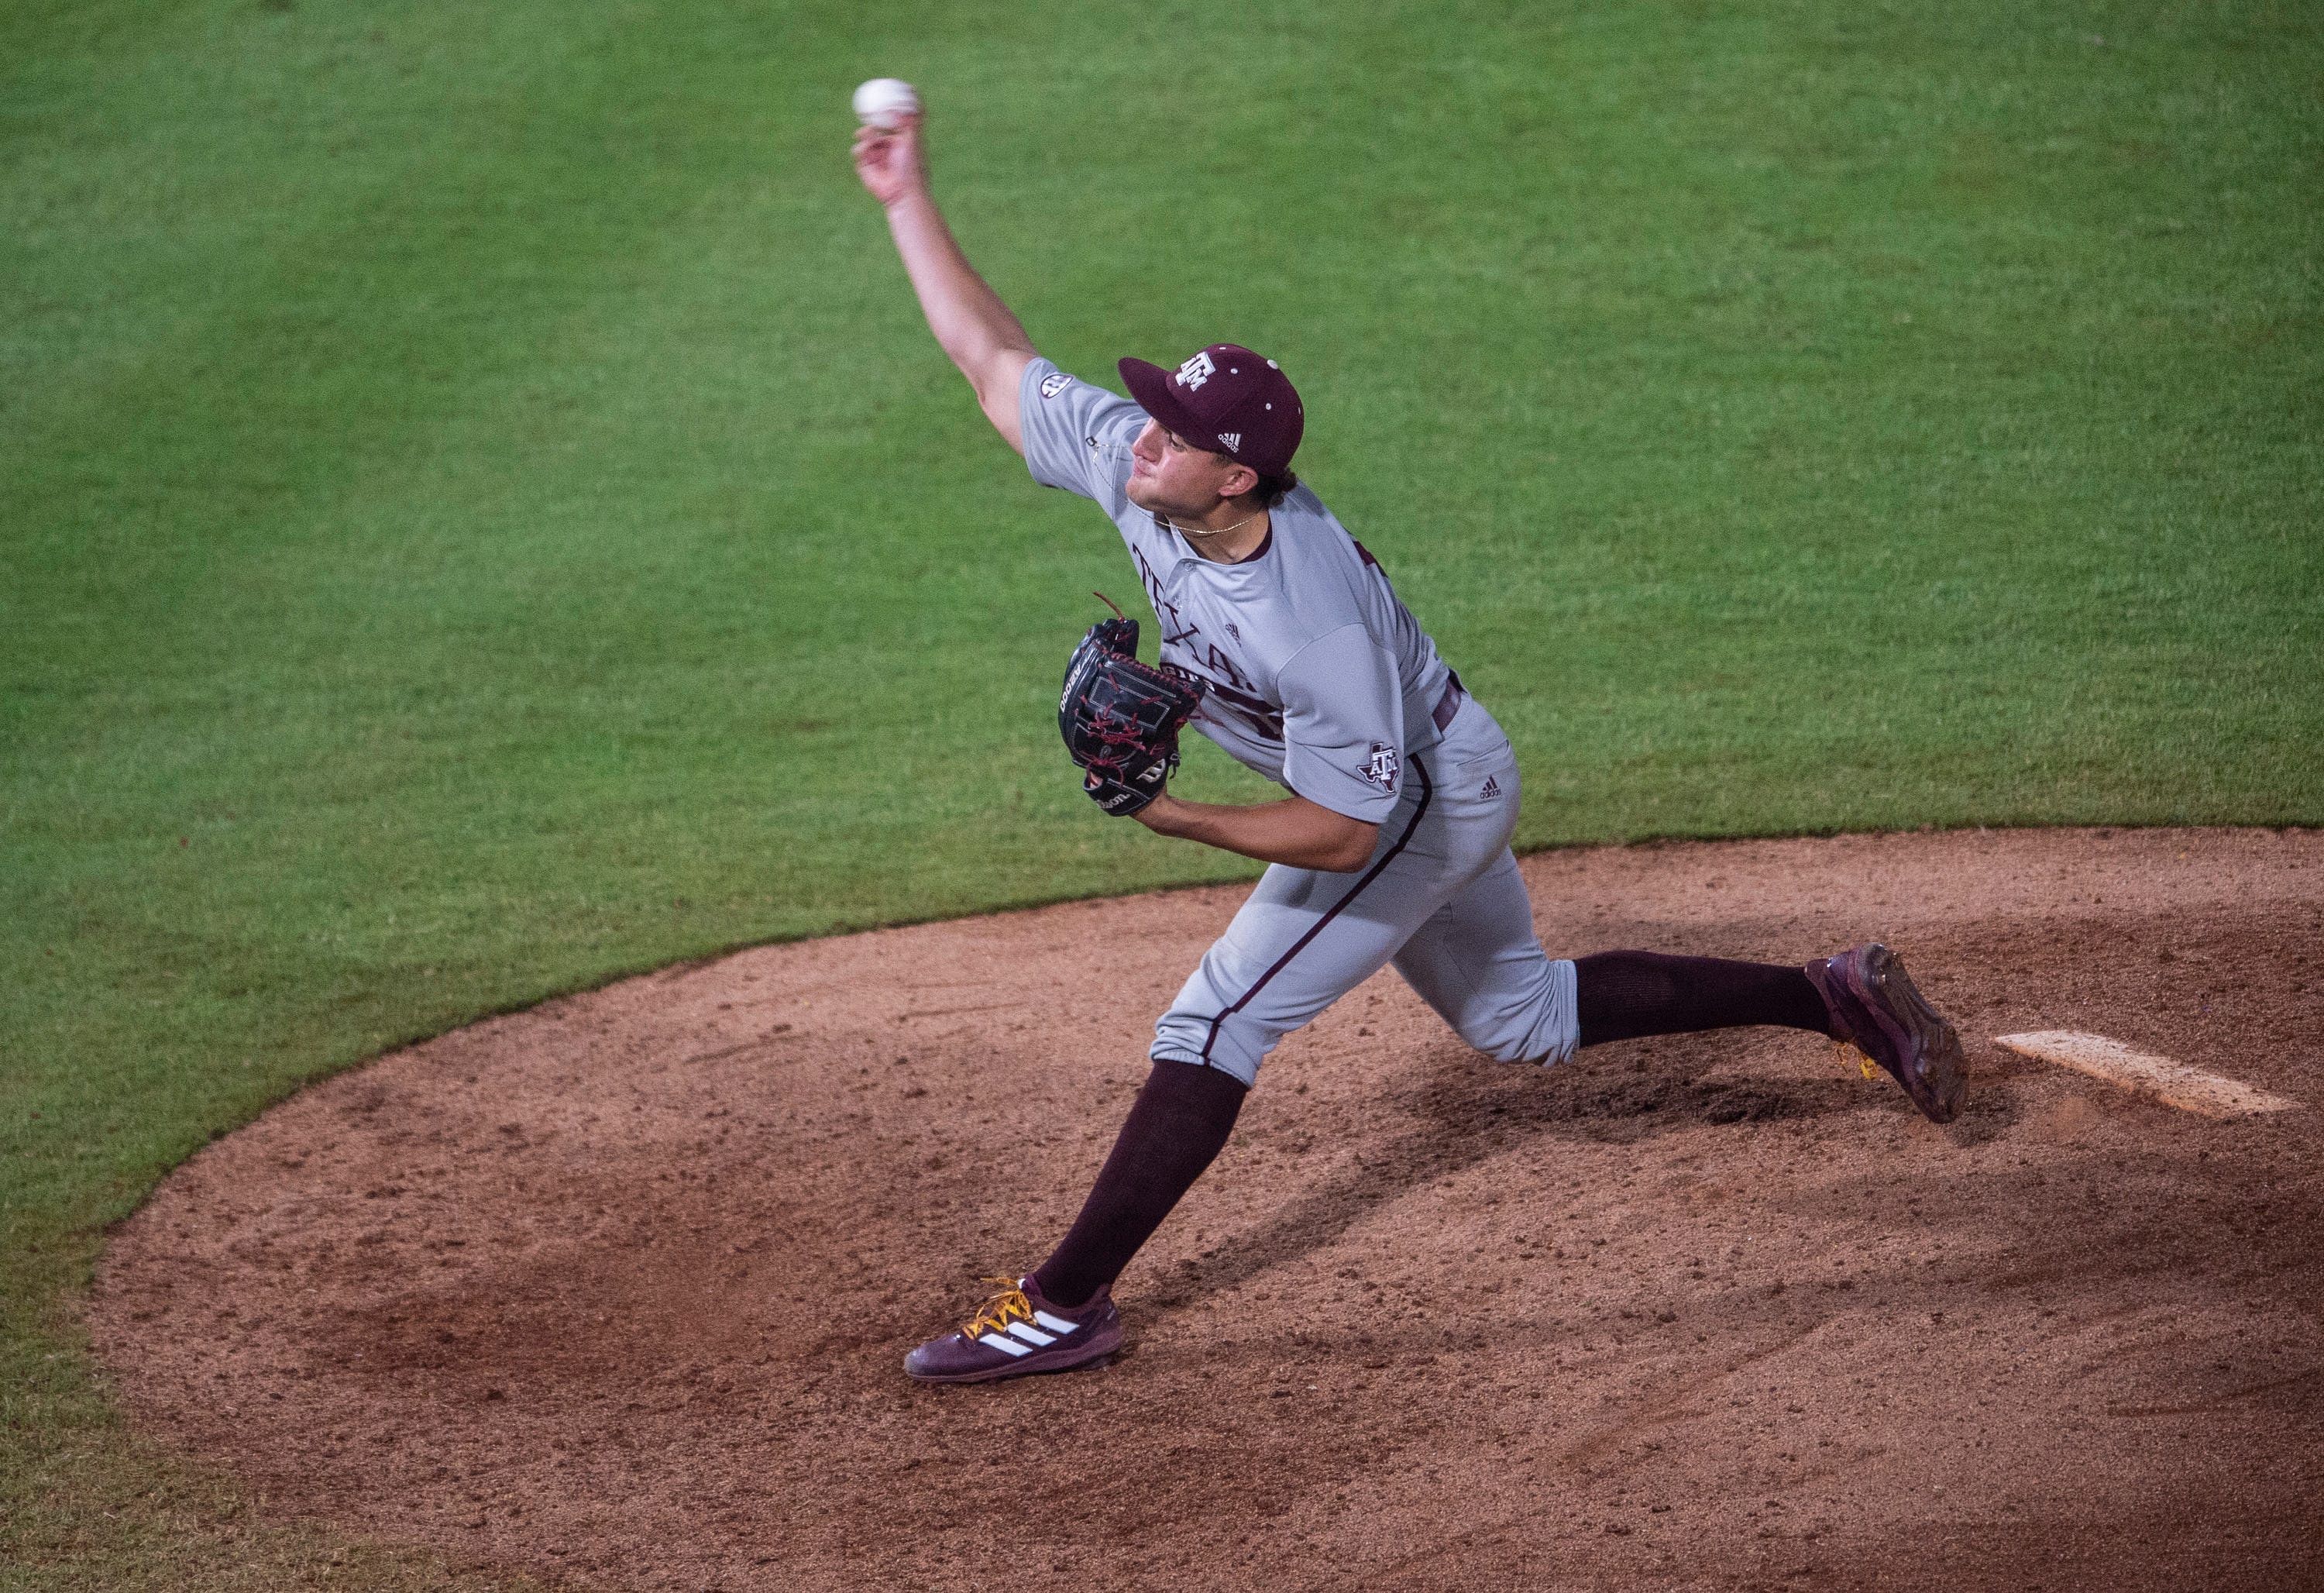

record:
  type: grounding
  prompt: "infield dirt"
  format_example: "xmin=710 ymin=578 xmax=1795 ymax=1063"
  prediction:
xmin=88 ymin=828 xmax=2324 ymax=1590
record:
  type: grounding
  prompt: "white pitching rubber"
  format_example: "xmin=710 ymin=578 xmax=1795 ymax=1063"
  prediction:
xmin=1995 ymin=1030 xmax=2298 ymax=1119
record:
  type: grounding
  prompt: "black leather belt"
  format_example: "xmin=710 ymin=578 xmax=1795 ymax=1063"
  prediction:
xmin=1430 ymin=670 xmax=1465 ymax=733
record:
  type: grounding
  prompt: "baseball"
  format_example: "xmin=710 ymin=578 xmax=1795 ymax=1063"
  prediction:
xmin=852 ymin=77 xmax=920 ymax=131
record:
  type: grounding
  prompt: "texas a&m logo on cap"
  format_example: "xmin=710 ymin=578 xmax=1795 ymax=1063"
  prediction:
xmin=1119 ymin=343 xmax=1305 ymax=477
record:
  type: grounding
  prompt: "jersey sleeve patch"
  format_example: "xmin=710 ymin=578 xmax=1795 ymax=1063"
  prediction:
xmin=1020 ymin=358 xmax=1141 ymax=505
xmin=1360 ymin=743 xmax=1400 ymax=791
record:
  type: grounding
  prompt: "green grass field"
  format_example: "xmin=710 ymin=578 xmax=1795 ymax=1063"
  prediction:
xmin=5 ymin=0 xmax=2319 ymax=1584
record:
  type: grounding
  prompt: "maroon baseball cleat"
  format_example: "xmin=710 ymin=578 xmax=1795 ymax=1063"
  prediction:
xmin=903 ymin=1275 xmax=1123 ymax=1385
xmin=1805 ymin=942 xmax=1968 ymax=1123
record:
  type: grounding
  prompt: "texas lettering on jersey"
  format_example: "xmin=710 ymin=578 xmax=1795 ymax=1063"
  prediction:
xmin=1128 ymin=540 xmax=1288 ymax=739
xmin=1127 ymin=540 xmax=1284 ymax=733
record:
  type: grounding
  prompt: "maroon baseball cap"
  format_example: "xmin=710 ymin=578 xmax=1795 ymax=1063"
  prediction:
xmin=1117 ymin=344 xmax=1305 ymax=477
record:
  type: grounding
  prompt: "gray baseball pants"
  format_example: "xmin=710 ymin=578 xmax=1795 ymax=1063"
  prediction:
xmin=1151 ymin=701 xmax=1579 ymax=1087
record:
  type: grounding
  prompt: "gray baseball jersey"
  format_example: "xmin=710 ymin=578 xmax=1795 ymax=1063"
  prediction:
xmin=1022 ymin=358 xmax=1577 ymax=1086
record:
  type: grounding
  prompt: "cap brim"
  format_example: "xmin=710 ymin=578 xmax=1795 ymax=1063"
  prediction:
xmin=1118 ymin=358 xmax=1226 ymax=454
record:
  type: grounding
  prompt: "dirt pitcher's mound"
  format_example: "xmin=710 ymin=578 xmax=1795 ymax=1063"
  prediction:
xmin=88 ymin=829 xmax=2324 ymax=1591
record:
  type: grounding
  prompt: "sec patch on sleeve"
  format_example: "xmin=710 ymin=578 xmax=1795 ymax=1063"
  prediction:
xmin=1040 ymin=371 xmax=1074 ymax=400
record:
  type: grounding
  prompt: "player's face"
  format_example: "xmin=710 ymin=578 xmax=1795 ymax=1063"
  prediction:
xmin=1126 ymin=418 xmax=1244 ymax=518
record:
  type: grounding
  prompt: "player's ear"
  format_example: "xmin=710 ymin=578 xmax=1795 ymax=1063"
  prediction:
xmin=1218 ymin=461 xmax=1258 ymax=501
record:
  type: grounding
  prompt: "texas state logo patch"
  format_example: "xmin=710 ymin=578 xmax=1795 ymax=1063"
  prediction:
xmin=1360 ymin=743 xmax=1400 ymax=790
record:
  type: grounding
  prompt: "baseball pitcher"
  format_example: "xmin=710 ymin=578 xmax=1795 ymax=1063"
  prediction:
xmin=852 ymin=104 xmax=1968 ymax=1384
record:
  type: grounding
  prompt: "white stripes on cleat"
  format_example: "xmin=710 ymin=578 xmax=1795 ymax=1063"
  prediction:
xmin=971 ymin=1308 xmax=1082 ymax=1356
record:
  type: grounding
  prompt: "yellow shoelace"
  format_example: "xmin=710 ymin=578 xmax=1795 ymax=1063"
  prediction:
xmin=960 ymin=1275 xmax=1035 ymax=1339
xmin=1835 ymin=1039 xmax=1880 ymax=1082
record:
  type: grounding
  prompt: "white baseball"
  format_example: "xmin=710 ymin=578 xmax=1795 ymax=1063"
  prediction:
xmin=852 ymin=78 xmax=920 ymax=131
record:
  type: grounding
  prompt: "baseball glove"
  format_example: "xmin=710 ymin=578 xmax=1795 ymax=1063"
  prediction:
xmin=1058 ymin=595 xmax=1205 ymax=817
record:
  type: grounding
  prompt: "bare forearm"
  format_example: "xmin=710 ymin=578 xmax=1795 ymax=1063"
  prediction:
xmin=1133 ymin=794 xmax=1380 ymax=872
xmin=883 ymin=191 xmax=1035 ymax=435
xmin=854 ymin=113 xmax=1035 ymax=449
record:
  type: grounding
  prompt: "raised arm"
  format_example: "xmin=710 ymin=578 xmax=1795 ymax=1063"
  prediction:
xmin=853 ymin=111 xmax=1037 ymax=455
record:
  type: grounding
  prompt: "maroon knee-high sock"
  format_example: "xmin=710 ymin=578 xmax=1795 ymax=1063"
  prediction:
xmin=1575 ymin=950 xmax=1831 ymax=1047
xmin=1030 ymin=1060 xmax=1246 ymax=1310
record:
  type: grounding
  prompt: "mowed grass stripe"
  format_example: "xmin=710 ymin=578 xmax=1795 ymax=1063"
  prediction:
xmin=3 ymin=0 xmax=2320 ymax=1586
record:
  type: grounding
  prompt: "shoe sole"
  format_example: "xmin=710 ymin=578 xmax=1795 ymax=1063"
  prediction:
xmin=1860 ymin=944 xmax=1968 ymax=1124
xmin=905 ymin=1319 xmax=1125 ymax=1385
